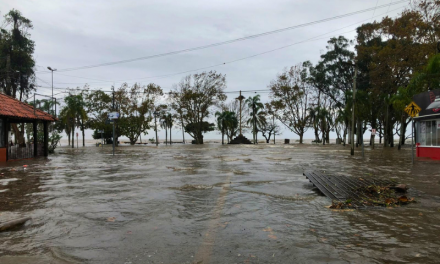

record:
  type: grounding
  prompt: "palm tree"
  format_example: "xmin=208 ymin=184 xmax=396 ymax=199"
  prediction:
xmin=160 ymin=113 xmax=173 ymax=145
xmin=63 ymin=94 xmax=87 ymax=148
xmin=216 ymin=111 xmax=239 ymax=144
xmin=167 ymin=113 xmax=173 ymax=145
xmin=224 ymin=111 xmax=238 ymax=143
xmin=245 ymin=95 xmax=265 ymax=144
xmin=59 ymin=106 xmax=75 ymax=147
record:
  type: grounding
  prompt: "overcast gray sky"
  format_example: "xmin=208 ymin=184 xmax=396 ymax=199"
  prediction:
xmin=2 ymin=0 xmax=410 ymax=142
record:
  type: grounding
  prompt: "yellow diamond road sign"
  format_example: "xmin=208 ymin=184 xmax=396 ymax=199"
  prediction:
xmin=405 ymin=101 xmax=421 ymax=118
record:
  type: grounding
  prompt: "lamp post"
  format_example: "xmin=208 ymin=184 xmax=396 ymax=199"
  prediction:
xmin=236 ymin=90 xmax=245 ymax=136
xmin=154 ymin=111 xmax=160 ymax=147
xmin=47 ymin=67 xmax=57 ymax=116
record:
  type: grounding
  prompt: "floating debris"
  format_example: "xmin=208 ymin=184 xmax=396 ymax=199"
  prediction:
xmin=266 ymin=157 xmax=292 ymax=161
xmin=166 ymin=166 xmax=197 ymax=171
xmin=170 ymin=184 xmax=213 ymax=191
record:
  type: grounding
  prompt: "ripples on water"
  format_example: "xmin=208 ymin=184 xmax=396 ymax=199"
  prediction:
xmin=0 ymin=144 xmax=440 ymax=263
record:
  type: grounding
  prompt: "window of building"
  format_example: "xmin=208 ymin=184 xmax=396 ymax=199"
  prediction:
xmin=417 ymin=120 xmax=440 ymax=146
xmin=437 ymin=120 xmax=440 ymax=146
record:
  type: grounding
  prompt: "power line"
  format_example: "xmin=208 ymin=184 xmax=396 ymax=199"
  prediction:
xmin=37 ymin=5 xmax=407 ymax=87
xmin=35 ymin=0 xmax=409 ymax=74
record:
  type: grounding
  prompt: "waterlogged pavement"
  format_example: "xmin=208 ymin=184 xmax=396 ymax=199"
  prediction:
xmin=0 ymin=143 xmax=440 ymax=263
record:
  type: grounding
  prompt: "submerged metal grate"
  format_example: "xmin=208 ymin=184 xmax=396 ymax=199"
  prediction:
xmin=304 ymin=171 xmax=397 ymax=208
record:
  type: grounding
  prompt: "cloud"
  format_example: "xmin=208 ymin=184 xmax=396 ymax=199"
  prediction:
xmin=1 ymin=0 xmax=409 ymax=140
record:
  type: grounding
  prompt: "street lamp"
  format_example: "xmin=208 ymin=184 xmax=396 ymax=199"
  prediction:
xmin=47 ymin=66 xmax=57 ymax=116
xmin=154 ymin=111 xmax=160 ymax=147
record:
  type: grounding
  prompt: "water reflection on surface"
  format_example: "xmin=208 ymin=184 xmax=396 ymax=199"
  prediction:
xmin=0 ymin=144 xmax=439 ymax=263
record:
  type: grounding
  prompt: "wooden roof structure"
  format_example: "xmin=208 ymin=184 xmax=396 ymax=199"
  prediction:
xmin=0 ymin=93 xmax=56 ymax=122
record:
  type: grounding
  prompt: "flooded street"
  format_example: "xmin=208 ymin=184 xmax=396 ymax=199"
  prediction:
xmin=1 ymin=143 xmax=440 ymax=263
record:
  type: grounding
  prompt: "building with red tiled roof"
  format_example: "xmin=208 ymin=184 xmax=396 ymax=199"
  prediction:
xmin=0 ymin=93 xmax=57 ymax=162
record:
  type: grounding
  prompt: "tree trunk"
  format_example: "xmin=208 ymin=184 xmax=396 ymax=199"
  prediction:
xmin=67 ymin=132 xmax=71 ymax=147
xmin=82 ymin=126 xmax=85 ymax=147
xmin=326 ymin=126 xmax=330 ymax=144
xmin=0 ymin=217 xmax=31 ymax=232
xmin=11 ymin=124 xmax=25 ymax=146
xmin=181 ymin=114 xmax=185 ymax=144
xmin=314 ymin=124 xmax=320 ymax=143
xmin=299 ymin=133 xmax=304 ymax=144
xmin=357 ymin=119 xmax=362 ymax=147
xmin=196 ymin=133 xmax=204 ymax=144
xmin=399 ymin=114 xmax=407 ymax=147
xmin=384 ymin=104 xmax=391 ymax=147
xmin=343 ymin=123 xmax=347 ymax=146
xmin=378 ymin=121 xmax=383 ymax=144
xmin=170 ymin=126 xmax=172 ymax=145
xmin=222 ymin=130 xmax=224 ymax=145
xmin=254 ymin=118 xmax=256 ymax=144
xmin=71 ymin=127 xmax=75 ymax=148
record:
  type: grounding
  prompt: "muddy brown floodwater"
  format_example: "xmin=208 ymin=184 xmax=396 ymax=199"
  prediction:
xmin=0 ymin=143 xmax=440 ymax=264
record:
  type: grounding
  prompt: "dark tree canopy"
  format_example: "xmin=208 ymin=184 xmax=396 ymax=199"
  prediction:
xmin=0 ymin=9 xmax=36 ymax=100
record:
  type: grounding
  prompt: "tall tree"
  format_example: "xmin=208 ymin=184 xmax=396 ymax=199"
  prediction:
xmin=356 ymin=5 xmax=438 ymax=147
xmin=115 ymin=83 xmax=163 ymax=145
xmin=269 ymin=63 xmax=311 ymax=143
xmin=245 ymin=94 xmax=265 ymax=144
xmin=86 ymin=89 xmax=113 ymax=143
xmin=0 ymin=9 xmax=36 ymax=100
xmin=215 ymin=111 xmax=227 ymax=145
xmin=62 ymin=93 xmax=86 ymax=148
xmin=216 ymin=111 xmax=238 ymax=144
xmin=170 ymin=71 xmax=227 ymax=144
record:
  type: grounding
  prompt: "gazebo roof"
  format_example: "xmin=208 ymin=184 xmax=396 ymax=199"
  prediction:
xmin=0 ymin=93 xmax=57 ymax=122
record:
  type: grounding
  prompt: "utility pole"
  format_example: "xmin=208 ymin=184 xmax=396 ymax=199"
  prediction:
xmin=351 ymin=67 xmax=357 ymax=156
xmin=47 ymin=67 xmax=57 ymax=115
xmin=412 ymin=118 xmax=414 ymax=164
xmin=112 ymin=89 xmax=115 ymax=156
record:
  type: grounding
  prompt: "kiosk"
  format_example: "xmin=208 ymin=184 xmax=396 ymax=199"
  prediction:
xmin=413 ymin=89 xmax=440 ymax=160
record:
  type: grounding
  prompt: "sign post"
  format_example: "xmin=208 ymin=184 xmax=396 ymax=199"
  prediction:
xmin=109 ymin=112 xmax=120 ymax=156
xmin=404 ymin=101 xmax=421 ymax=164
xmin=98 ymin=130 xmax=104 ymax=148
xmin=412 ymin=118 xmax=414 ymax=164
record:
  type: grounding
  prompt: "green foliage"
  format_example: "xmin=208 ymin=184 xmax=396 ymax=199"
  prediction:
xmin=86 ymin=89 xmax=113 ymax=142
xmin=48 ymin=130 xmax=62 ymax=154
xmin=245 ymin=94 xmax=265 ymax=143
xmin=0 ymin=9 xmax=36 ymax=100
xmin=115 ymin=83 xmax=163 ymax=145
xmin=184 ymin=122 xmax=215 ymax=144
xmin=269 ymin=63 xmax=311 ymax=143
xmin=215 ymin=111 xmax=238 ymax=143
xmin=170 ymin=71 xmax=227 ymax=144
